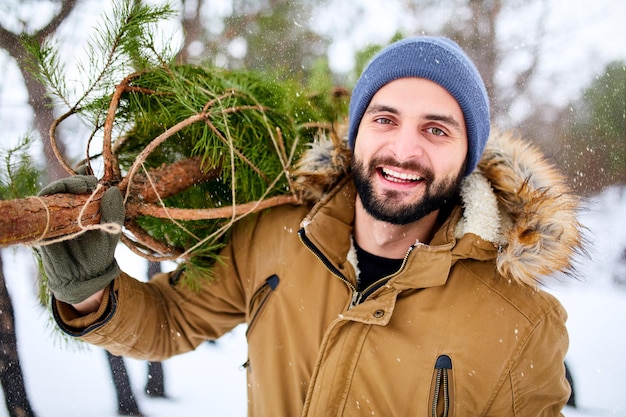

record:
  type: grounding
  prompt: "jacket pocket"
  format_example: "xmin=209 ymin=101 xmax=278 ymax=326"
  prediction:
xmin=246 ymin=274 xmax=280 ymax=339
xmin=428 ymin=354 xmax=454 ymax=417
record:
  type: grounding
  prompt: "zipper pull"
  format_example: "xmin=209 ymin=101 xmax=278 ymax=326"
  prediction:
xmin=432 ymin=355 xmax=452 ymax=417
xmin=435 ymin=354 xmax=452 ymax=370
xmin=349 ymin=290 xmax=362 ymax=309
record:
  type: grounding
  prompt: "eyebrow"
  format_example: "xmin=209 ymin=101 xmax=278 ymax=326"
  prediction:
xmin=365 ymin=104 xmax=398 ymax=115
xmin=365 ymin=104 xmax=464 ymax=133
xmin=424 ymin=114 xmax=463 ymax=132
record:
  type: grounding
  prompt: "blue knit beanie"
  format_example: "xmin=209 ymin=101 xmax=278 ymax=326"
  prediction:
xmin=348 ymin=36 xmax=490 ymax=176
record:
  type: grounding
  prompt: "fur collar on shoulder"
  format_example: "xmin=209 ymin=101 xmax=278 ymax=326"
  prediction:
xmin=291 ymin=129 xmax=584 ymax=288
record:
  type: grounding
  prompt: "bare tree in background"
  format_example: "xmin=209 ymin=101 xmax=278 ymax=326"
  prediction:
xmin=177 ymin=0 xmax=329 ymax=80
xmin=0 ymin=2 xmax=81 ymax=415
xmin=0 ymin=255 xmax=36 ymax=417
xmin=0 ymin=1 xmax=143 ymax=415
xmin=0 ymin=0 xmax=78 ymax=183
xmin=145 ymin=261 xmax=166 ymax=399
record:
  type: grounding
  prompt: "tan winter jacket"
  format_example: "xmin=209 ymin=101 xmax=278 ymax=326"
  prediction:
xmin=54 ymin=131 xmax=582 ymax=416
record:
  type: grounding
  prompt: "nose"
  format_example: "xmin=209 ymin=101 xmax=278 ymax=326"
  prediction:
xmin=388 ymin=125 xmax=424 ymax=161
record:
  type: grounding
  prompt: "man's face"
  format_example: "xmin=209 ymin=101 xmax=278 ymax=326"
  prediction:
xmin=351 ymin=77 xmax=468 ymax=225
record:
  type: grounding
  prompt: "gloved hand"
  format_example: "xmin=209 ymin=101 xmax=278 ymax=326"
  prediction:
xmin=38 ymin=174 xmax=124 ymax=305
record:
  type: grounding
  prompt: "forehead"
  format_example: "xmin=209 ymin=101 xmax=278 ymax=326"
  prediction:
xmin=369 ymin=77 xmax=461 ymax=110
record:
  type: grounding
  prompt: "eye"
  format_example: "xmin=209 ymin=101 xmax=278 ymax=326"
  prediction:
xmin=426 ymin=127 xmax=446 ymax=136
xmin=374 ymin=117 xmax=394 ymax=125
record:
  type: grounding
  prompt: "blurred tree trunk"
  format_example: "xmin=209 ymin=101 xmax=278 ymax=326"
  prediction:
xmin=177 ymin=0 xmax=203 ymax=64
xmin=145 ymin=360 xmax=166 ymax=398
xmin=0 ymin=253 xmax=37 ymax=417
xmin=106 ymin=351 xmax=142 ymax=416
xmin=145 ymin=261 xmax=166 ymax=398
xmin=0 ymin=2 xmax=143 ymax=416
xmin=0 ymin=0 xmax=79 ymax=183
xmin=177 ymin=0 xmax=328 ymax=81
xmin=439 ymin=0 xmax=548 ymax=120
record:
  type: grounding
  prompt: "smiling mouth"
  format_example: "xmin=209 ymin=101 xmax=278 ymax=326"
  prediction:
xmin=380 ymin=167 xmax=424 ymax=184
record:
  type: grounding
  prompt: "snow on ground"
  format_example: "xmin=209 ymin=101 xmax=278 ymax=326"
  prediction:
xmin=1 ymin=186 xmax=625 ymax=416
xmin=2 ymin=247 xmax=248 ymax=417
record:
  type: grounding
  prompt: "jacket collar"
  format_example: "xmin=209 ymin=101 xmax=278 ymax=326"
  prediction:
xmin=300 ymin=179 xmax=486 ymax=291
xmin=299 ymin=177 xmax=356 ymax=276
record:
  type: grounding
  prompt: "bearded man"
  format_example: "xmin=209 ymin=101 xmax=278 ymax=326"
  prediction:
xmin=39 ymin=36 xmax=582 ymax=416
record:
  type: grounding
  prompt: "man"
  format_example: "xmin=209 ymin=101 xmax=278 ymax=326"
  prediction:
xmin=39 ymin=36 xmax=581 ymax=416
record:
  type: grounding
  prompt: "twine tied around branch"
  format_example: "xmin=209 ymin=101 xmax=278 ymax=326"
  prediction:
xmin=30 ymin=183 xmax=122 ymax=247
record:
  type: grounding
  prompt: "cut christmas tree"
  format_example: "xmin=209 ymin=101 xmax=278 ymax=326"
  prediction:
xmin=0 ymin=1 xmax=350 ymax=286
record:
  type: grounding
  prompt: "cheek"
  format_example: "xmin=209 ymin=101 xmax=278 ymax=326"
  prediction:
xmin=353 ymin=134 xmax=379 ymax=162
xmin=433 ymin=146 xmax=467 ymax=175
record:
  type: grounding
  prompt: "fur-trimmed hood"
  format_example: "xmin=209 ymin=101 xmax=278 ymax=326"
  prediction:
xmin=292 ymin=129 xmax=584 ymax=289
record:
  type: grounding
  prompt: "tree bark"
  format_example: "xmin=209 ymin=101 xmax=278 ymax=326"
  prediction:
xmin=0 ymin=157 xmax=219 ymax=248
xmin=0 ymin=5 xmax=92 ymax=416
xmin=145 ymin=360 xmax=166 ymax=398
xmin=0 ymin=253 xmax=37 ymax=417
xmin=105 ymin=351 xmax=143 ymax=416
xmin=0 ymin=0 xmax=80 ymax=182
xmin=145 ymin=261 xmax=166 ymax=398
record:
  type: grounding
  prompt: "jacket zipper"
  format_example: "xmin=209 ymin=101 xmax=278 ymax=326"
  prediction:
xmin=432 ymin=354 xmax=453 ymax=417
xmin=359 ymin=245 xmax=415 ymax=302
xmin=241 ymin=274 xmax=280 ymax=371
xmin=298 ymin=228 xmax=360 ymax=308
xmin=298 ymin=228 xmax=416 ymax=308
xmin=246 ymin=274 xmax=280 ymax=337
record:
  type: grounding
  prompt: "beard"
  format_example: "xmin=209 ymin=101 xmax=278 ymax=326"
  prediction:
xmin=351 ymin=155 xmax=463 ymax=225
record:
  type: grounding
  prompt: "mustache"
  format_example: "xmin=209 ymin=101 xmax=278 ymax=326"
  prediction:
xmin=366 ymin=156 xmax=435 ymax=182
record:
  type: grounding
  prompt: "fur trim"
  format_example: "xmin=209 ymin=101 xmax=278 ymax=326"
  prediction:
xmin=455 ymin=170 xmax=508 ymax=246
xmin=291 ymin=127 xmax=351 ymax=204
xmin=477 ymin=130 xmax=584 ymax=288
xmin=292 ymin=128 xmax=584 ymax=288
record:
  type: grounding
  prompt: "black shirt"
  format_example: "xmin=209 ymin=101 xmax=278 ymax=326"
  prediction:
xmin=354 ymin=240 xmax=404 ymax=293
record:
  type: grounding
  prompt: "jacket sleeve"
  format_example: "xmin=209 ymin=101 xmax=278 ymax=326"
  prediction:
xmin=52 ymin=239 xmax=248 ymax=361
xmin=489 ymin=302 xmax=571 ymax=416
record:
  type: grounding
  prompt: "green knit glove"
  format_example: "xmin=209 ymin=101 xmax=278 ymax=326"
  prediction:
xmin=38 ymin=175 xmax=124 ymax=304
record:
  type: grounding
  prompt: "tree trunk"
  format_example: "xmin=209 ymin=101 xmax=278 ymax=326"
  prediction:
xmin=565 ymin=361 xmax=576 ymax=408
xmin=145 ymin=360 xmax=166 ymax=398
xmin=105 ymin=351 xmax=143 ymax=416
xmin=0 ymin=253 xmax=37 ymax=417
xmin=0 ymin=0 xmax=79 ymax=183
xmin=0 ymin=157 xmax=220 ymax=248
xmin=21 ymin=66 xmax=70 ymax=182
xmin=144 ymin=261 xmax=167 ymax=398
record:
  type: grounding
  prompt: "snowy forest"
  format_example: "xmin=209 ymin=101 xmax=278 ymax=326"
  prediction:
xmin=0 ymin=0 xmax=625 ymax=416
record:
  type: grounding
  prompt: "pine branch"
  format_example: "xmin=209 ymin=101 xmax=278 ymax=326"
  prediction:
xmin=0 ymin=137 xmax=40 ymax=200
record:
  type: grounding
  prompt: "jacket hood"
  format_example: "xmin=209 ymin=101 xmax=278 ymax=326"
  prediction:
xmin=291 ymin=128 xmax=585 ymax=289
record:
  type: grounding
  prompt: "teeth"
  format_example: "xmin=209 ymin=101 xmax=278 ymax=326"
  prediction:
xmin=382 ymin=167 xmax=422 ymax=182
